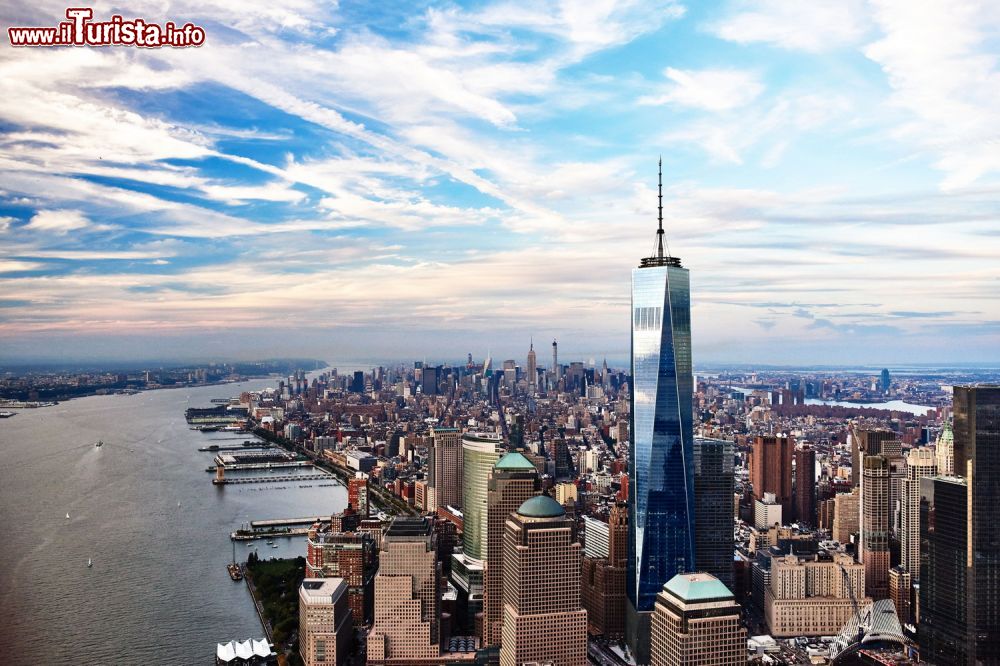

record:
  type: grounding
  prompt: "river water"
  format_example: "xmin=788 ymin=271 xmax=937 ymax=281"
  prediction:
xmin=0 ymin=378 xmax=346 ymax=664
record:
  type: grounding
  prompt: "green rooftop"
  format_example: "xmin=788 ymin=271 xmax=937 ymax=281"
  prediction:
xmin=494 ymin=452 xmax=536 ymax=471
xmin=662 ymin=573 xmax=733 ymax=603
xmin=517 ymin=495 xmax=565 ymax=518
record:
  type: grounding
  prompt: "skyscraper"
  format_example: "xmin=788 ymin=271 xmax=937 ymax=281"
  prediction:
xmin=793 ymin=444 xmax=816 ymax=526
xmin=935 ymin=421 xmax=954 ymax=476
xmin=482 ymin=452 xmax=540 ymax=646
xmin=428 ymin=427 xmax=462 ymax=512
xmin=299 ymin=578 xmax=353 ymax=666
xmin=860 ymin=454 xmax=891 ymax=600
xmin=451 ymin=432 xmax=502 ymax=631
xmin=367 ymin=517 xmax=440 ymax=664
xmin=920 ymin=475 xmax=968 ymax=664
xmin=750 ymin=435 xmax=793 ymax=518
xmin=526 ymin=340 xmax=537 ymax=393
xmin=693 ymin=438 xmax=735 ymax=590
xmin=880 ymin=368 xmax=891 ymax=394
xmin=850 ymin=428 xmax=898 ymax=487
xmin=900 ymin=447 xmax=936 ymax=579
xmin=582 ymin=503 xmax=628 ymax=638
xmin=627 ymin=160 xmax=695 ymax=664
xmin=551 ymin=339 xmax=559 ymax=384
xmin=650 ymin=573 xmax=746 ymax=666
xmin=952 ymin=386 xmax=1000 ymax=662
xmin=499 ymin=495 xmax=587 ymax=666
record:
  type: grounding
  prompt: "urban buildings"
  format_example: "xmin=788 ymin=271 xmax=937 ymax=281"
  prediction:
xmin=793 ymin=444 xmax=816 ymax=526
xmin=347 ymin=473 xmax=370 ymax=518
xmin=860 ymin=454 xmax=892 ymax=600
xmin=693 ymin=438 xmax=735 ymax=590
xmin=832 ymin=487 xmax=860 ymax=544
xmin=482 ymin=452 xmax=540 ymax=647
xmin=499 ymin=495 xmax=587 ymax=666
xmin=935 ymin=421 xmax=954 ymax=476
xmin=921 ymin=386 xmax=1000 ymax=664
xmin=428 ymin=427 xmax=463 ymax=512
xmin=367 ymin=517 xmax=441 ymax=664
xmin=650 ymin=572 xmax=746 ymax=666
xmin=526 ymin=341 xmax=537 ymax=393
xmin=764 ymin=550 xmax=868 ymax=637
xmin=750 ymin=435 xmax=794 ymax=517
xmin=900 ymin=447 xmax=936 ymax=579
xmin=754 ymin=492 xmax=783 ymax=531
xmin=299 ymin=578 xmax=353 ymax=666
xmin=627 ymin=162 xmax=695 ymax=664
xmin=582 ymin=502 xmax=628 ymax=638
xmin=451 ymin=432 xmax=502 ymax=630
xmin=305 ymin=523 xmax=375 ymax=625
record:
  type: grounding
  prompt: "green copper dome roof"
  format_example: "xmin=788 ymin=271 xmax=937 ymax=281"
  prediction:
xmin=517 ymin=495 xmax=565 ymax=518
xmin=662 ymin=573 xmax=733 ymax=602
xmin=495 ymin=452 xmax=536 ymax=471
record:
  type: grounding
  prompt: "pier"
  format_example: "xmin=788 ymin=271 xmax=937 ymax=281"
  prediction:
xmin=205 ymin=461 xmax=314 ymax=472
xmin=231 ymin=527 xmax=312 ymax=540
xmin=213 ymin=472 xmax=332 ymax=485
xmin=250 ymin=516 xmax=328 ymax=529
xmin=197 ymin=443 xmax=272 ymax=452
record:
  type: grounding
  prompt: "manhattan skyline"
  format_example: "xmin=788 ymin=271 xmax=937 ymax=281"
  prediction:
xmin=2 ymin=1 xmax=999 ymax=366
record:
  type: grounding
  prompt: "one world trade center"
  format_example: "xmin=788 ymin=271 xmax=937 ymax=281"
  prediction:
xmin=625 ymin=160 xmax=695 ymax=664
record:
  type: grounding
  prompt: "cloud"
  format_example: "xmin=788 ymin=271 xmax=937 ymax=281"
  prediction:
xmin=864 ymin=0 xmax=1000 ymax=189
xmin=640 ymin=67 xmax=764 ymax=111
xmin=26 ymin=210 xmax=91 ymax=233
xmin=708 ymin=0 xmax=870 ymax=52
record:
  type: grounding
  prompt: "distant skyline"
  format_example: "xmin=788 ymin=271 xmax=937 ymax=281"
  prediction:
xmin=1 ymin=1 xmax=999 ymax=364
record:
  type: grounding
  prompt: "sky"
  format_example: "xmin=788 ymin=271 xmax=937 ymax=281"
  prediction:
xmin=1 ymin=0 xmax=999 ymax=367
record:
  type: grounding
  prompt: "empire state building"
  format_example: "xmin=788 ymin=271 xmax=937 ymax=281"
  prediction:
xmin=625 ymin=159 xmax=695 ymax=664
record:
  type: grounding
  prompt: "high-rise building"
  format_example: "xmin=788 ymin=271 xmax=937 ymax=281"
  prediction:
xmin=347 ymin=473 xmax=369 ymax=518
xmin=832 ymin=487 xmax=860 ymax=545
xmin=860 ymin=454 xmax=891 ymax=600
xmin=889 ymin=565 xmax=913 ymax=626
xmin=367 ymin=517 xmax=441 ymax=664
xmin=428 ymin=427 xmax=462 ymax=512
xmin=935 ymin=422 xmax=954 ymax=476
xmin=421 ymin=365 xmax=439 ymax=396
xmin=499 ymin=495 xmax=587 ymax=666
xmin=305 ymin=524 xmax=375 ymax=625
xmin=794 ymin=444 xmax=816 ymax=526
xmin=526 ymin=341 xmax=537 ymax=393
xmin=880 ymin=368 xmax=891 ymax=394
xmin=921 ymin=386 xmax=1000 ymax=665
xmin=919 ymin=475 xmax=968 ymax=664
xmin=693 ymin=438 xmax=735 ymax=590
xmin=627 ymin=161 xmax=695 ymax=664
xmin=650 ymin=573 xmax=746 ymax=666
xmin=850 ymin=428 xmax=898 ymax=487
xmin=551 ymin=339 xmax=559 ymax=384
xmin=750 ymin=435 xmax=794 ymax=517
xmin=482 ymin=452 xmax=540 ymax=647
xmin=900 ymin=447 xmax=936 ymax=579
xmin=583 ymin=515 xmax=610 ymax=558
xmin=582 ymin=503 xmax=628 ymax=638
xmin=299 ymin=578 xmax=353 ymax=666
xmin=461 ymin=433 xmax=503 ymax=560
xmin=451 ymin=432 xmax=502 ymax=631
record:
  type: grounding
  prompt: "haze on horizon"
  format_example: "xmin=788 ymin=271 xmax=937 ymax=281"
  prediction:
xmin=1 ymin=1 xmax=998 ymax=367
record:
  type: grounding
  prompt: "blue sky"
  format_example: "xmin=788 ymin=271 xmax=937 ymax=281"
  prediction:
xmin=1 ymin=0 xmax=998 ymax=366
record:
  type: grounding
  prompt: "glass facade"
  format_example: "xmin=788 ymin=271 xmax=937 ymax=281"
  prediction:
xmin=628 ymin=262 xmax=695 ymax=614
xmin=462 ymin=434 xmax=502 ymax=562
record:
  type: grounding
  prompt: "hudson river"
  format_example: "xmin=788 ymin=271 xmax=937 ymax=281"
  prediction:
xmin=0 ymin=378 xmax=346 ymax=664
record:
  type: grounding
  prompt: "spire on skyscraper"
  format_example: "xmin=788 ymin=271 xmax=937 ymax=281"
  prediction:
xmin=641 ymin=157 xmax=679 ymax=268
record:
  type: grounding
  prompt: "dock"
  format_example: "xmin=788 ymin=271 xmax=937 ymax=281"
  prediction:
xmin=213 ymin=473 xmax=332 ymax=485
xmin=206 ymin=461 xmax=314 ymax=472
xmin=250 ymin=516 xmax=328 ymax=529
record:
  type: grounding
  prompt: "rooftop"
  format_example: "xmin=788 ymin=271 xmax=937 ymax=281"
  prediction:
xmin=299 ymin=577 xmax=347 ymax=603
xmin=662 ymin=572 xmax=734 ymax=603
xmin=517 ymin=494 xmax=565 ymax=518
xmin=495 ymin=452 xmax=537 ymax=471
